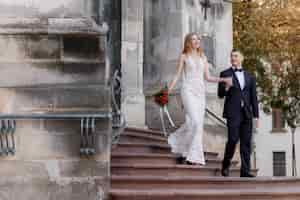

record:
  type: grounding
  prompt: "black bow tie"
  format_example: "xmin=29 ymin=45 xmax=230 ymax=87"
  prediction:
xmin=234 ymin=68 xmax=243 ymax=72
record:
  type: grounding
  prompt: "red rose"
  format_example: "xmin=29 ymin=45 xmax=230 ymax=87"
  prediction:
xmin=154 ymin=88 xmax=169 ymax=107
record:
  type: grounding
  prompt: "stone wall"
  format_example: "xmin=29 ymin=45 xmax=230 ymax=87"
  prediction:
xmin=0 ymin=0 xmax=112 ymax=199
xmin=0 ymin=118 xmax=111 ymax=200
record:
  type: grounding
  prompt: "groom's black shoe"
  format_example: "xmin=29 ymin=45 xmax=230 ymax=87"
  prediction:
xmin=221 ymin=167 xmax=230 ymax=177
xmin=240 ymin=173 xmax=256 ymax=178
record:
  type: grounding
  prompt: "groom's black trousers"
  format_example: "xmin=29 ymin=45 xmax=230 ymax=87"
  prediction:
xmin=222 ymin=109 xmax=253 ymax=175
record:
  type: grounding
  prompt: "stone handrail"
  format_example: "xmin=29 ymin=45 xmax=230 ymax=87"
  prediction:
xmin=205 ymin=108 xmax=226 ymax=126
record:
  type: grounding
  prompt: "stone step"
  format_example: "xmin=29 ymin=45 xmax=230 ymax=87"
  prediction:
xmin=112 ymin=143 xmax=219 ymax=159
xmin=119 ymin=132 xmax=167 ymax=145
xmin=125 ymin=127 xmax=166 ymax=137
xmin=111 ymin=164 xmax=256 ymax=177
xmin=111 ymin=152 xmax=237 ymax=167
xmin=110 ymin=188 xmax=300 ymax=200
xmin=111 ymin=153 xmax=177 ymax=165
xmin=112 ymin=142 xmax=171 ymax=154
xmin=112 ymin=175 xmax=300 ymax=190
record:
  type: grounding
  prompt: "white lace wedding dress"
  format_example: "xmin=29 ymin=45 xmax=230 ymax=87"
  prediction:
xmin=168 ymin=55 xmax=206 ymax=165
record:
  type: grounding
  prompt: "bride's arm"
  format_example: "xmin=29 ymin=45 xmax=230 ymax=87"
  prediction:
xmin=204 ymin=58 xmax=227 ymax=83
xmin=168 ymin=54 xmax=185 ymax=92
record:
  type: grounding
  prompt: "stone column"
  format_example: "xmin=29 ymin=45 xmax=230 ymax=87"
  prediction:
xmin=215 ymin=2 xmax=233 ymax=72
xmin=121 ymin=0 xmax=146 ymax=128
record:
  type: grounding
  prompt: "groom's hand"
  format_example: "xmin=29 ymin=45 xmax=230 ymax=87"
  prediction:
xmin=225 ymin=77 xmax=233 ymax=91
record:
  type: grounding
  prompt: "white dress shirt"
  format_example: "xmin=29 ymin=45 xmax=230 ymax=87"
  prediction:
xmin=233 ymin=66 xmax=245 ymax=90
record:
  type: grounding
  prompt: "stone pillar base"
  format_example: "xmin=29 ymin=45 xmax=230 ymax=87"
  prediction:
xmin=122 ymin=93 xmax=146 ymax=129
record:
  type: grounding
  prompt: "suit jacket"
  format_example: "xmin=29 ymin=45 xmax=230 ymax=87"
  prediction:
xmin=218 ymin=67 xmax=259 ymax=119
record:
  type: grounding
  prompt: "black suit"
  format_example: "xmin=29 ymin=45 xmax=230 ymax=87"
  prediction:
xmin=218 ymin=67 xmax=259 ymax=176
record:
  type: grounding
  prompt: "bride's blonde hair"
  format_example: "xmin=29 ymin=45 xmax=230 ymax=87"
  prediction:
xmin=182 ymin=32 xmax=204 ymax=57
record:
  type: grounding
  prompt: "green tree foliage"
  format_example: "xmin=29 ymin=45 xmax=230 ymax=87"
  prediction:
xmin=233 ymin=0 xmax=300 ymax=127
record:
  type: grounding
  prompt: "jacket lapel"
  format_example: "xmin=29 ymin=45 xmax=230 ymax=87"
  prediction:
xmin=243 ymin=72 xmax=250 ymax=91
xmin=230 ymin=68 xmax=242 ymax=91
xmin=230 ymin=68 xmax=249 ymax=91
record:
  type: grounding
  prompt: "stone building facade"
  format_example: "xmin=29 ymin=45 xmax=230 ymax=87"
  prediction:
xmin=255 ymin=110 xmax=300 ymax=177
xmin=0 ymin=0 xmax=111 ymax=199
xmin=0 ymin=0 xmax=234 ymax=199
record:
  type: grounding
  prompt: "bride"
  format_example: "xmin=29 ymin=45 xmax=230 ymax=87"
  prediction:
xmin=168 ymin=32 xmax=231 ymax=165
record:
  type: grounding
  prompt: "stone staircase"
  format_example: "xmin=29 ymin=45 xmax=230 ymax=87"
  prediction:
xmin=110 ymin=127 xmax=300 ymax=200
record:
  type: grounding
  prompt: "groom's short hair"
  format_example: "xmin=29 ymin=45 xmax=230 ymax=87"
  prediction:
xmin=231 ymin=49 xmax=244 ymax=62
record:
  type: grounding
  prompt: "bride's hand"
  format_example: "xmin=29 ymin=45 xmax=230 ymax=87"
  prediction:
xmin=223 ymin=77 xmax=233 ymax=88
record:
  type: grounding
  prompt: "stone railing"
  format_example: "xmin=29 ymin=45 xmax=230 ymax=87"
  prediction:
xmin=111 ymin=69 xmax=127 ymax=144
xmin=0 ymin=112 xmax=111 ymax=156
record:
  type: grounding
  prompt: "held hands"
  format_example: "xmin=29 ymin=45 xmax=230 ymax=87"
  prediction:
xmin=222 ymin=77 xmax=233 ymax=89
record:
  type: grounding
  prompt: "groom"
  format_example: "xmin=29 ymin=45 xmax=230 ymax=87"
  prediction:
xmin=218 ymin=49 xmax=259 ymax=177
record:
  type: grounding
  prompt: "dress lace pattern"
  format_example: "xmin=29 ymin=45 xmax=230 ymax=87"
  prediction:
xmin=168 ymin=55 xmax=206 ymax=164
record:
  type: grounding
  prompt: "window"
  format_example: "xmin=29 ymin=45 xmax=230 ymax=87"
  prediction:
xmin=272 ymin=108 xmax=286 ymax=132
xmin=273 ymin=152 xmax=286 ymax=176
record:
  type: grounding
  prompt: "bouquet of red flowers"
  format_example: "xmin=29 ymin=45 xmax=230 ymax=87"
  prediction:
xmin=153 ymin=85 xmax=176 ymax=136
xmin=154 ymin=87 xmax=169 ymax=107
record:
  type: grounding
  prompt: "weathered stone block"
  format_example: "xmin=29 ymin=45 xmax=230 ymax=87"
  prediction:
xmin=59 ymin=160 xmax=108 ymax=177
xmin=43 ymin=120 xmax=81 ymax=134
xmin=0 ymin=0 xmax=99 ymax=18
xmin=0 ymin=62 xmax=107 ymax=87
xmin=0 ymin=36 xmax=26 ymax=60
xmin=15 ymin=179 xmax=52 ymax=200
xmin=53 ymin=86 xmax=110 ymax=109
xmin=27 ymin=35 xmax=61 ymax=59
xmin=0 ymin=85 xmax=110 ymax=113
xmin=0 ymin=35 xmax=60 ymax=60
xmin=0 ymin=178 xmax=106 ymax=200
xmin=15 ymin=120 xmax=110 ymax=160
xmin=18 ymin=130 xmax=80 ymax=160
xmin=95 ymin=130 xmax=111 ymax=157
xmin=0 ymin=161 xmax=49 ymax=178
xmin=2 ymin=87 xmax=54 ymax=113
xmin=49 ymin=181 xmax=97 ymax=200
